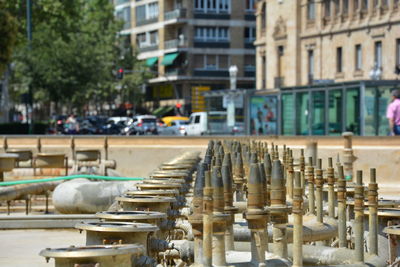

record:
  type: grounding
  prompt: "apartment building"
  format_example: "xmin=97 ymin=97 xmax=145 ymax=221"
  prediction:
xmin=115 ymin=0 xmax=256 ymax=113
xmin=255 ymin=0 xmax=400 ymax=89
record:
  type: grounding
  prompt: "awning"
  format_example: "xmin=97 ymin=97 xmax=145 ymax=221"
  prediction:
xmin=146 ymin=57 xmax=158 ymax=67
xmin=153 ymin=106 xmax=174 ymax=117
xmin=161 ymin=53 xmax=179 ymax=66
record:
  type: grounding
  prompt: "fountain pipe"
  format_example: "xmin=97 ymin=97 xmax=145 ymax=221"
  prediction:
xmin=270 ymin=159 xmax=288 ymax=258
xmin=337 ymin=165 xmax=347 ymax=248
xmin=327 ymin=158 xmax=335 ymax=218
xmin=354 ymin=170 xmax=364 ymax=263
xmin=315 ymin=159 xmax=324 ymax=224
xmin=211 ymin=166 xmax=227 ymax=267
xmin=222 ymin=155 xmax=236 ymax=251
xmin=368 ymin=168 xmax=378 ymax=255
xmin=202 ymin=170 xmax=213 ymax=267
xmin=306 ymin=158 xmax=315 ymax=215
xmin=292 ymin=171 xmax=303 ymax=267
xmin=245 ymin=163 xmax=268 ymax=266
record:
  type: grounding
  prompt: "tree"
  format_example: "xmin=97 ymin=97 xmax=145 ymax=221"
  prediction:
xmin=117 ymin=39 xmax=153 ymax=113
xmin=8 ymin=0 xmax=148 ymax=115
xmin=0 ymin=0 xmax=17 ymax=76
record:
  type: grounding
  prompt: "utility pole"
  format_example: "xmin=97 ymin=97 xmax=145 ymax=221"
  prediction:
xmin=27 ymin=0 xmax=33 ymax=134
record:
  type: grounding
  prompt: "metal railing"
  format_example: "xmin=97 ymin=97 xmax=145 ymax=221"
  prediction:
xmin=164 ymin=8 xmax=187 ymax=20
xmin=164 ymin=39 xmax=186 ymax=50
xmin=138 ymin=44 xmax=159 ymax=53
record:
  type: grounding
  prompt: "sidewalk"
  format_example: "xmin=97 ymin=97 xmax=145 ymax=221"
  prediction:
xmin=0 ymin=229 xmax=84 ymax=267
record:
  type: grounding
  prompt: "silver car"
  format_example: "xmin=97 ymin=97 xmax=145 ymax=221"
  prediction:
xmin=160 ymin=120 xmax=189 ymax=136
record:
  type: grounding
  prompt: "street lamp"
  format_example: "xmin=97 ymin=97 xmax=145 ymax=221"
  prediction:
xmin=226 ymin=65 xmax=238 ymax=129
xmin=369 ymin=62 xmax=382 ymax=80
xmin=229 ymin=65 xmax=238 ymax=90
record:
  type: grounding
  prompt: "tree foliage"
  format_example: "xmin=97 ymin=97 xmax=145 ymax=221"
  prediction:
xmin=0 ymin=0 xmax=17 ymax=75
xmin=6 ymin=0 xmax=149 ymax=113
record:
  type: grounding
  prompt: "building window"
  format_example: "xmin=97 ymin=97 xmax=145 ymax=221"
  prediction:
xmin=136 ymin=30 xmax=158 ymax=48
xmin=362 ymin=0 xmax=368 ymax=10
xmin=194 ymin=27 xmax=229 ymax=42
xmin=194 ymin=54 xmax=230 ymax=70
xmin=244 ymin=27 xmax=256 ymax=43
xmin=337 ymin=47 xmax=343 ymax=73
xmin=308 ymin=50 xmax=314 ymax=83
xmin=307 ymin=0 xmax=316 ymax=20
xmin=219 ymin=55 xmax=229 ymax=69
xmin=278 ymin=46 xmax=284 ymax=56
xmin=355 ymin=44 xmax=362 ymax=70
xmin=194 ymin=55 xmax=204 ymax=69
xmin=246 ymin=0 xmax=256 ymax=11
xmin=354 ymin=0 xmax=359 ymax=10
xmin=116 ymin=6 xmax=131 ymax=30
xmin=244 ymin=55 xmax=255 ymax=71
xmin=136 ymin=2 xmax=159 ymax=23
xmin=343 ymin=0 xmax=349 ymax=14
xmin=324 ymin=0 xmax=331 ymax=17
xmin=334 ymin=0 xmax=340 ymax=14
xmin=375 ymin=41 xmax=382 ymax=68
xmin=194 ymin=0 xmax=230 ymax=14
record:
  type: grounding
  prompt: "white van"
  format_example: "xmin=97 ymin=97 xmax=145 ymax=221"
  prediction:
xmin=186 ymin=112 xmax=208 ymax=136
xmin=186 ymin=111 xmax=243 ymax=136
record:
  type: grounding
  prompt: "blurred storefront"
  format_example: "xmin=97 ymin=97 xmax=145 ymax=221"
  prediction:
xmin=203 ymin=80 xmax=399 ymax=136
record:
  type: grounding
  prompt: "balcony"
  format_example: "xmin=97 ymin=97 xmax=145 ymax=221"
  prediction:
xmin=193 ymin=11 xmax=230 ymax=20
xmin=193 ymin=69 xmax=229 ymax=77
xmin=244 ymin=66 xmax=256 ymax=77
xmin=138 ymin=43 xmax=159 ymax=53
xmin=136 ymin=17 xmax=158 ymax=26
xmin=165 ymin=68 xmax=186 ymax=76
xmin=164 ymin=8 xmax=187 ymax=21
xmin=193 ymin=39 xmax=230 ymax=48
xmin=164 ymin=38 xmax=186 ymax=50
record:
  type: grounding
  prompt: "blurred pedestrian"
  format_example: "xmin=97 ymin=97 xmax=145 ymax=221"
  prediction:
xmin=66 ymin=114 xmax=79 ymax=134
xmin=386 ymin=89 xmax=400 ymax=135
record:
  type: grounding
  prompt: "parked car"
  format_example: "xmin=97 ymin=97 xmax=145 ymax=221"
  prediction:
xmin=123 ymin=115 xmax=158 ymax=135
xmin=159 ymin=119 xmax=189 ymax=136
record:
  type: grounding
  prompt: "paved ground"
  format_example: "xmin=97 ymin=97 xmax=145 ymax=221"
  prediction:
xmin=0 ymin=229 xmax=85 ymax=267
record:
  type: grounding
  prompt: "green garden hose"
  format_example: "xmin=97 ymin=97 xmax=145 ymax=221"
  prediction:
xmin=0 ymin=175 xmax=144 ymax=186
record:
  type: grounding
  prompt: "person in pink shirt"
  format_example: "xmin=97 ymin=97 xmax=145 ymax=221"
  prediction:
xmin=386 ymin=89 xmax=400 ymax=135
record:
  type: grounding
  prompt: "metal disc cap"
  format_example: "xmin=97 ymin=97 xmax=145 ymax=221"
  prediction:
xmin=75 ymin=221 xmax=158 ymax=232
xmin=383 ymin=224 xmax=400 ymax=235
xmin=96 ymin=211 xmax=167 ymax=220
xmin=116 ymin=195 xmax=176 ymax=203
xmin=364 ymin=208 xmax=400 ymax=217
xmin=136 ymin=183 xmax=183 ymax=190
xmin=39 ymin=244 xmax=144 ymax=258
xmin=126 ymin=189 xmax=179 ymax=196
xmin=143 ymin=178 xmax=186 ymax=184
xmin=151 ymin=172 xmax=189 ymax=178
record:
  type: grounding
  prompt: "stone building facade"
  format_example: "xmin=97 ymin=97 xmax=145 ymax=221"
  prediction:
xmin=255 ymin=0 xmax=400 ymax=89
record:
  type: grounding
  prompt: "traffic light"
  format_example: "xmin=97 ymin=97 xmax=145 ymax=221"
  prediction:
xmin=117 ymin=68 xmax=124 ymax=79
